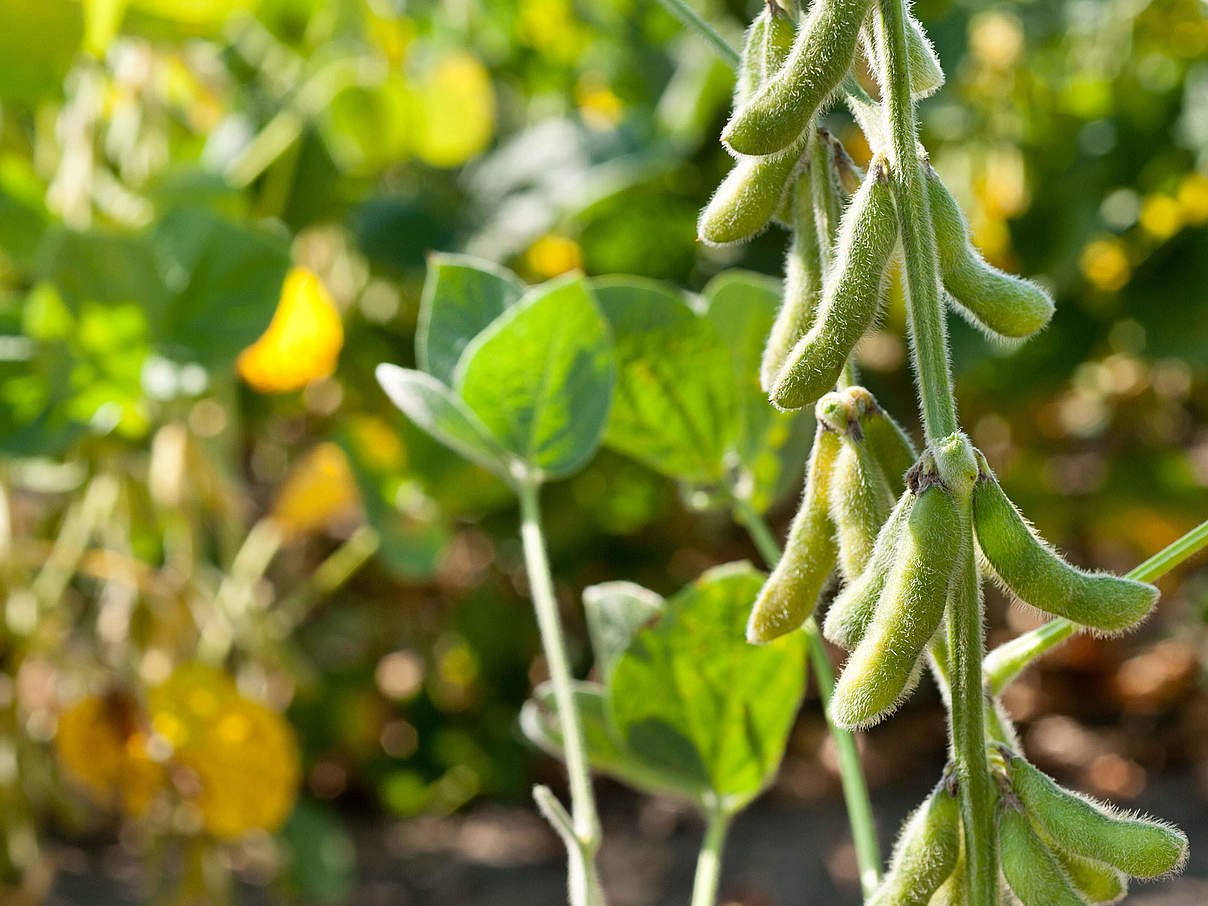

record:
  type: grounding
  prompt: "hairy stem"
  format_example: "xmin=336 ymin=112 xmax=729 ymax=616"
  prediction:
xmin=733 ymin=499 xmax=882 ymax=898
xmin=652 ymin=0 xmax=741 ymax=69
xmin=519 ymin=482 xmax=604 ymax=906
xmin=878 ymin=0 xmax=994 ymax=901
xmin=877 ymin=0 xmax=955 ymax=445
xmin=690 ymin=807 xmax=733 ymax=906
xmin=985 ymin=516 xmax=1208 ymax=694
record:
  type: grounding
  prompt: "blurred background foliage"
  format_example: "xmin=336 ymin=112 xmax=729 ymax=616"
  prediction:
xmin=0 ymin=0 xmax=1206 ymax=902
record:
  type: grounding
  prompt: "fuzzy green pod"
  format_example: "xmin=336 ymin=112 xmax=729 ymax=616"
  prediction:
xmin=971 ymin=460 xmax=1159 ymax=633
xmin=722 ymin=0 xmax=875 ymax=156
xmin=746 ymin=424 xmax=841 ymax=643
xmin=846 ymin=386 xmax=918 ymax=497
xmin=1054 ymin=847 xmax=1128 ymax=904
xmin=866 ymin=778 xmax=962 ymax=906
xmin=822 ymin=487 xmax=910 ymax=650
xmin=733 ymin=13 xmax=767 ymax=108
xmin=863 ymin=13 xmax=945 ymax=99
xmin=999 ymin=805 xmax=1086 ymax=906
xmin=830 ymin=476 xmax=961 ymax=729
xmin=925 ymin=164 xmax=1055 ymax=340
xmin=770 ymin=159 xmax=897 ymax=411
xmin=808 ymin=129 xmax=844 ymax=264
xmin=1008 ymin=754 xmax=1188 ymax=879
xmin=761 ymin=178 xmax=823 ymax=393
xmin=697 ymin=131 xmax=810 ymax=246
xmin=829 ymin=430 xmax=895 ymax=581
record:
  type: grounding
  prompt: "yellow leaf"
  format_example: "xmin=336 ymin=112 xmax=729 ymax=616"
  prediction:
xmin=237 ymin=267 xmax=343 ymax=394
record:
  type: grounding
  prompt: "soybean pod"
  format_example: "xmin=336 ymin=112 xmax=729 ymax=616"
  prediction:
xmin=971 ymin=456 xmax=1159 ymax=633
xmin=926 ymin=163 xmax=1055 ymax=340
xmin=863 ymin=12 xmax=944 ymax=99
xmin=846 ymin=385 xmax=918 ymax=496
xmin=770 ymin=158 xmax=897 ymax=411
xmin=733 ymin=13 xmax=767 ymax=109
xmin=830 ymin=472 xmax=961 ymax=729
xmin=1008 ymin=754 xmax=1188 ymax=879
xmin=865 ymin=776 xmax=962 ymax=906
xmin=829 ymin=427 xmax=895 ymax=581
xmin=1054 ymin=847 xmax=1128 ymax=904
xmin=746 ymin=423 xmax=841 ymax=643
xmin=998 ymin=805 xmax=1086 ymax=906
xmin=723 ymin=0 xmax=875 ymax=156
xmin=697 ymin=131 xmax=810 ymax=245
xmin=823 ymin=486 xmax=910 ymax=650
xmin=761 ymin=176 xmax=823 ymax=392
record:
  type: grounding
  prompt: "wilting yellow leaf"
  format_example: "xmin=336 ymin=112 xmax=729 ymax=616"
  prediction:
xmin=271 ymin=442 xmax=362 ymax=537
xmin=237 ymin=268 xmax=343 ymax=394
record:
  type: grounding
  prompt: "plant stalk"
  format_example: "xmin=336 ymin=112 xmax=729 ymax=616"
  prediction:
xmin=733 ymin=499 xmax=882 ymax=898
xmin=877 ymin=0 xmax=956 ymax=445
xmin=877 ymin=0 xmax=994 ymax=900
xmin=690 ymin=807 xmax=733 ymax=906
xmin=652 ymin=0 xmax=741 ymax=69
xmin=518 ymin=481 xmax=605 ymax=906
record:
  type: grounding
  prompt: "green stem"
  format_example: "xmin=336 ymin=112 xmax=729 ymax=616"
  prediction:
xmin=985 ymin=515 xmax=1208 ymax=694
xmin=877 ymin=0 xmax=955 ymax=445
xmin=652 ymin=0 xmax=741 ymax=69
xmin=518 ymin=482 xmax=604 ymax=906
xmin=690 ymin=807 xmax=732 ymax=906
xmin=878 ymin=0 xmax=994 ymax=900
xmin=733 ymin=499 xmax=882 ymax=898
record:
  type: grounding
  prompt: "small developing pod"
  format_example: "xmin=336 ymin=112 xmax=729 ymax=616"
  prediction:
xmin=829 ymin=422 xmax=896 ymax=581
xmin=971 ymin=456 xmax=1159 ymax=633
xmin=862 ymin=12 xmax=945 ymax=99
xmin=1007 ymin=753 xmax=1188 ymax=879
xmin=830 ymin=470 xmax=962 ymax=729
xmin=746 ymin=423 xmax=841 ymax=643
xmin=926 ymin=163 xmax=1055 ymax=340
xmin=770 ymin=158 xmax=898 ymax=411
xmin=761 ymin=178 xmax=823 ymax=393
xmin=822 ymin=487 xmax=910 ymax=650
xmin=865 ymin=775 xmax=962 ymax=906
xmin=846 ymin=385 xmax=918 ymax=497
xmin=808 ymin=129 xmax=845 ymax=269
xmin=722 ymin=0 xmax=876 ymax=156
xmin=733 ymin=13 xmax=768 ymax=109
xmin=999 ymin=804 xmax=1086 ymax=906
xmin=1053 ymin=847 xmax=1128 ymax=905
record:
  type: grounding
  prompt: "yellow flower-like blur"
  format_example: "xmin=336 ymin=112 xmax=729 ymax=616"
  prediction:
xmin=1080 ymin=237 xmax=1131 ymax=291
xmin=56 ymin=665 xmax=299 ymax=839
xmin=271 ymin=442 xmax=362 ymax=537
xmin=410 ymin=53 xmax=496 ymax=168
xmin=237 ymin=268 xmax=344 ymax=394
xmin=55 ymin=693 xmax=162 ymax=817
xmin=526 ymin=234 xmax=583 ymax=279
xmin=1177 ymin=172 xmax=1208 ymax=225
xmin=1139 ymin=193 xmax=1183 ymax=240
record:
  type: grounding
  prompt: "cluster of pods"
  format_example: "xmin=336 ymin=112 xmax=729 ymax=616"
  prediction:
xmin=702 ymin=1 xmax=1190 ymax=903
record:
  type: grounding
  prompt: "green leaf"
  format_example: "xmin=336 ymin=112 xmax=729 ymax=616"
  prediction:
xmin=703 ymin=270 xmax=811 ymax=511
xmin=455 ymin=275 xmax=615 ymax=481
xmin=416 ymin=253 xmax=525 ymax=385
xmin=520 ymin=681 xmax=707 ymax=801
xmin=583 ymin=581 xmax=664 ymax=684
xmin=35 ymin=228 xmax=165 ymax=311
xmin=610 ymin=561 xmax=807 ymax=806
xmin=375 ymin=365 xmax=512 ymax=481
xmin=148 ymin=208 xmax=291 ymax=367
xmin=593 ymin=276 xmax=737 ymax=484
xmin=279 ymin=801 xmax=356 ymax=905
xmin=0 ymin=0 xmax=83 ymax=104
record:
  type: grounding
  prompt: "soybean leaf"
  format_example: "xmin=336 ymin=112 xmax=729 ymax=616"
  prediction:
xmin=703 ymin=270 xmax=811 ymax=511
xmin=416 ymin=253 xmax=525 ymax=385
xmin=593 ymin=276 xmax=737 ymax=484
xmin=454 ymin=275 xmax=615 ymax=481
xmin=375 ymin=365 xmax=511 ymax=481
xmin=521 ymin=681 xmax=707 ymax=801
xmin=583 ymin=582 xmax=664 ymax=684
xmin=147 ymin=208 xmax=291 ymax=368
xmin=610 ymin=562 xmax=806 ymax=806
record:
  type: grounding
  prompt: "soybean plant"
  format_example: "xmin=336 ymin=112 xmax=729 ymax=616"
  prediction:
xmin=678 ymin=0 xmax=1205 ymax=904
